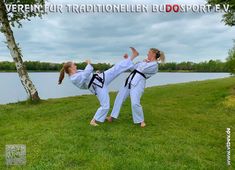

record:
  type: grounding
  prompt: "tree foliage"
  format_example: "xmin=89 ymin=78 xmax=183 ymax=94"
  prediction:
xmin=226 ymin=41 xmax=235 ymax=74
xmin=0 ymin=60 xmax=230 ymax=72
xmin=3 ymin=0 xmax=45 ymax=28
xmin=207 ymin=0 xmax=235 ymax=26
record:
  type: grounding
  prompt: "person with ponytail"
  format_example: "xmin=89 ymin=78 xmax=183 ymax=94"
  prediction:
xmin=107 ymin=48 xmax=165 ymax=127
xmin=58 ymin=47 xmax=139 ymax=126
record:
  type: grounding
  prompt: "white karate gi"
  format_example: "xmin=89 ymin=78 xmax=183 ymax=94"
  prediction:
xmin=69 ymin=58 xmax=134 ymax=122
xmin=110 ymin=61 xmax=158 ymax=123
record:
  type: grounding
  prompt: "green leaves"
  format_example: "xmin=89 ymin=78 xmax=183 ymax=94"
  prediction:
xmin=0 ymin=24 xmax=3 ymax=33
xmin=4 ymin=0 xmax=45 ymax=28
xmin=222 ymin=12 xmax=235 ymax=26
xmin=207 ymin=0 xmax=235 ymax=26
xmin=226 ymin=41 xmax=235 ymax=74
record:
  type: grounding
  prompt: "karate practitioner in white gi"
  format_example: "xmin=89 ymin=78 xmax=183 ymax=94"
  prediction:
xmin=58 ymin=47 xmax=139 ymax=126
xmin=107 ymin=48 xmax=165 ymax=127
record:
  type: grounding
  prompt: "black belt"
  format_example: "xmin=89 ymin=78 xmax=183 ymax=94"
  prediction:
xmin=124 ymin=69 xmax=146 ymax=89
xmin=88 ymin=72 xmax=105 ymax=89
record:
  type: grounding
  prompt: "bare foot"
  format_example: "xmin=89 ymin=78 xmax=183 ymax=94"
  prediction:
xmin=123 ymin=53 xmax=128 ymax=59
xmin=140 ymin=122 xmax=146 ymax=128
xmin=106 ymin=116 xmax=113 ymax=122
xmin=90 ymin=119 xmax=99 ymax=126
xmin=130 ymin=47 xmax=139 ymax=60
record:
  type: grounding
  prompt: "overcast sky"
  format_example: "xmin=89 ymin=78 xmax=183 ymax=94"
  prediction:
xmin=0 ymin=0 xmax=235 ymax=64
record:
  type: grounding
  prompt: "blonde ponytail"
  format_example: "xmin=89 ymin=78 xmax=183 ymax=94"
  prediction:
xmin=158 ymin=51 xmax=165 ymax=63
xmin=150 ymin=48 xmax=166 ymax=63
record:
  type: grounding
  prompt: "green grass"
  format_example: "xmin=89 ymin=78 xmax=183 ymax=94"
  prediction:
xmin=0 ymin=77 xmax=235 ymax=170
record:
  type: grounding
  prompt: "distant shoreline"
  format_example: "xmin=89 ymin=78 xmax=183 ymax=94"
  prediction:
xmin=0 ymin=70 xmax=230 ymax=73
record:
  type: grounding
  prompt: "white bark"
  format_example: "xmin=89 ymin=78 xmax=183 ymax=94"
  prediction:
xmin=0 ymin=0 xmax=40 ymax=101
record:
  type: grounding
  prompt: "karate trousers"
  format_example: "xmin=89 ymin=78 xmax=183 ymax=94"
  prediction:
xmin=93 ymin=58 xmax=133 ymax=122
xmin=110 ymin=79 xmax=146 ymax=124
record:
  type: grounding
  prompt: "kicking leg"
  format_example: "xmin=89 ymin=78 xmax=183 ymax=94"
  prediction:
xmin=104 ymin=47 xmax=139 ymax=85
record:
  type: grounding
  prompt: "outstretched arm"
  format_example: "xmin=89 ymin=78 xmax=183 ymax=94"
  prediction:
xmin=81 ymin=60 xmax=94 ymax=80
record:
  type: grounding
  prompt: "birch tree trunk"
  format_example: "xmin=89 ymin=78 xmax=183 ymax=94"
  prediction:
xmin=0 ymin=0 xmax=40 ymax=101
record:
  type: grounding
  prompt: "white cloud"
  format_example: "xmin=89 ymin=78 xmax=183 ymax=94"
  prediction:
xmin=0 ymin=0 xmax=234 ymax=63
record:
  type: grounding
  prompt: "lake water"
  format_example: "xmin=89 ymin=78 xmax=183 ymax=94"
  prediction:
xmin=0 ymin=72 xmax=231 ymax=105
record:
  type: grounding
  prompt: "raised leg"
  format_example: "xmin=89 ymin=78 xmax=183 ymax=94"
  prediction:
xmin=104 ymin=47 xmax=139 ymax=85
xmin=104 ymin=58 xmax=134 ymax=85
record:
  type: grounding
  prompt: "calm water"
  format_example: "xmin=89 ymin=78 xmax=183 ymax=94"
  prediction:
xmin=0 ymin=72 xmax=231 ymax=105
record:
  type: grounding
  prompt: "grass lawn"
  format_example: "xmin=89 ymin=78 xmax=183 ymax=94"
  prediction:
xmin=0 ymin=77 xmax=235 ymax=169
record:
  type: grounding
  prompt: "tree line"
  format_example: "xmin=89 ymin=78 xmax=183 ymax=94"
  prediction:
xmin=0 ymin=0 xmax=234 ymax=102
xmin=0 ymin=59 xmax=232 ymax=72
xmin=0 ymin=61 xmax=112 ymax=72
